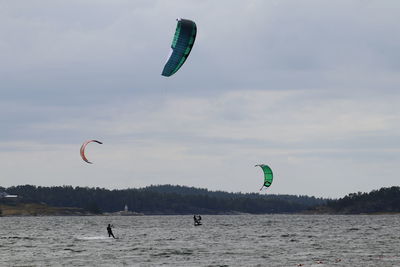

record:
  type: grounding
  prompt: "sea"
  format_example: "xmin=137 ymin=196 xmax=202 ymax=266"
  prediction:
xmin=1 ymin=214 xmax=400 ymax=266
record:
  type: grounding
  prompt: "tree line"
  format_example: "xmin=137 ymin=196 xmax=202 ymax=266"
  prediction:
xmin=323 ymin=186 xmax=400 ymax=214
xmin=1 ymin=184 xmax=326 ymax=215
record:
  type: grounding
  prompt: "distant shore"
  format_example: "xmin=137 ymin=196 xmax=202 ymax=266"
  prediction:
xmin=0 ymin=203 xmax=92 ymax=217
xmin=3 ymin=185 xmax=400 ymax=216
xmin=0 ymin=205 xmax=252 ymax=217
xmin=2 ymin=203 xmax=400 ymax=217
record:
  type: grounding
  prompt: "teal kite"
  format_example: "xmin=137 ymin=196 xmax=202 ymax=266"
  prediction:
xmin=255 ymin=164 xmax=273 ymax=191
xmin=162 ymin=18 xmax=197 ymax=77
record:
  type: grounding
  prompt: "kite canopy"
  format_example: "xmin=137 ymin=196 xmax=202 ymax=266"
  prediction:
xmin=255 ymin=164 xmax=273 ymax=190
xmin=80 ymin=140 xmax=103 ymax=164
xmin=161 ymin=18 xmax=197 ymax=77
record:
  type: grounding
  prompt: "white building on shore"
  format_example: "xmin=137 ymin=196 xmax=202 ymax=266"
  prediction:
xmin=0 ymin=192 xmax=18 ymax=198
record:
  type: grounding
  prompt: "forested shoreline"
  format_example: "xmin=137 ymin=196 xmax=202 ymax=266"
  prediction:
xmin=2 ymin=185 xmax=400 ymax=215
xmin=0 ymin=184 xmax=325 ymax=215
xmin=317 ymin=186 xmax=400 ymax=214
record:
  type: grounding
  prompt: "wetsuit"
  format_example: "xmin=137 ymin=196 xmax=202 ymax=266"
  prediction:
xmin=194 ymin=215 xmax=201 ymax=225
xmin=107 ymin=224 xmax=115 ymax=238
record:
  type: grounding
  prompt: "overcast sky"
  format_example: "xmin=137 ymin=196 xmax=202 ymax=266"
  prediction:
xmin=1 ymin=0 xmax=399 ymax=197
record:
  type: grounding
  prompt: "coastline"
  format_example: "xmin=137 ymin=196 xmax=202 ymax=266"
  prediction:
xmin=0 ymin=203 xmax=92 ymax=217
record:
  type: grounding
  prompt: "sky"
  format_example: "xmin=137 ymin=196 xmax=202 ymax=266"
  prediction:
xmin=1 ymin=0 xmax=399 ymax=198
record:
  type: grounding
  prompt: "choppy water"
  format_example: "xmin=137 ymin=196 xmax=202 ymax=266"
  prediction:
xmin=1 ymin=215 xmax=400 ymax=266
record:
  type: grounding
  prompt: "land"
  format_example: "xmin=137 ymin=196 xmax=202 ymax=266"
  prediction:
xmin=0 ymin=202 xmax=89 ymax=216
xmin=0 ymin=184 xmax=325 ymax=216
xmin=308 ymin=186 xmax=400 ymax=214
xmin=1 ymin=185 xmax=399 ymax=216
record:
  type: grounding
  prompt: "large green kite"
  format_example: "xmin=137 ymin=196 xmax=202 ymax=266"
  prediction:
xmin=255 ymin=164 xmax=273 ymax=191
xmin=161 ymin=18 xmax=197 ymax=77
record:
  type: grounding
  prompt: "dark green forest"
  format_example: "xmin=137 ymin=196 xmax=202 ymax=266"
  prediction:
xmin=322 ymin=186 xmax=400 ymax=214
xmin=0 ymin=184 xmax=325 ymax=215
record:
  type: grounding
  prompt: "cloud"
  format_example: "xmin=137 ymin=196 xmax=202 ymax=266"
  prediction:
xmin=2 ymin=87 xmax=400 ymax=197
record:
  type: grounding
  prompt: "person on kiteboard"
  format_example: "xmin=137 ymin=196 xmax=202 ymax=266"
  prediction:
xmin=107 ymin=224 xmax=116 ymax=239
xmin=193 ymin=215 xmax=202 ymax=225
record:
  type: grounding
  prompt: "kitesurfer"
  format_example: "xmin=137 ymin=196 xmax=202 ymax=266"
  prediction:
xmin=107 ymin=224 xmax=115 ymax=239
xmin=193 ymin=215 xmax=202 ymax=225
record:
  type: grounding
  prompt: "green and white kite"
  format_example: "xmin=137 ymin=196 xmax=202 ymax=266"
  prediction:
xmin=255 ymin=164 xmax=273 ymax=191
